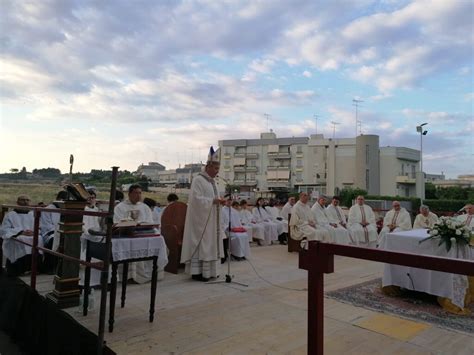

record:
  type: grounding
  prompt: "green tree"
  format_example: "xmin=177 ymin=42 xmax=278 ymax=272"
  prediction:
xmin=425 ymin=182 xmax=437 ymax=199
xmin=339 ymin=187 xmax=367 ymax=208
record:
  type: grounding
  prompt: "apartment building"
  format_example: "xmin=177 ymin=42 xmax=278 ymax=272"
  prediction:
xmin=219 ymin=132 xmax=422 ymax=197
xmin=136 ymin=162 xmax=166 ymax=181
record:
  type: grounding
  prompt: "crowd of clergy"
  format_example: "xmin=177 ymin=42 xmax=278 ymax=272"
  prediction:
xmin=1 ymin=186 xmax=473 ymax=281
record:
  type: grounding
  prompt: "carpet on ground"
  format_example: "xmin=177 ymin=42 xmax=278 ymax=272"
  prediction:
xmin=326 ymin=278 xmax=474 ymax=334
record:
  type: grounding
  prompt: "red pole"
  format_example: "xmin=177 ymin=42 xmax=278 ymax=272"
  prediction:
xmin=30 ymin=209 xmax=41 ymax=290
xmin=308 ymin=268 xmax=324 ymax=355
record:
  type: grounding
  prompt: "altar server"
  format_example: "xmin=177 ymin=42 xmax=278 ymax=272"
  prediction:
xmin=252 ymin=198 xmax=278 ymax=245
xmin=221 ymin=200 xmax=250 ymax=260
xmin=240 ymin=200 xmax=265 ymax=245
xmin=457 ymin=204 xmax=473 ymax=229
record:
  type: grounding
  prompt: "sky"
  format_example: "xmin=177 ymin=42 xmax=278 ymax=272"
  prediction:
xmin=0 ymin=0 xmax=473 ymax=178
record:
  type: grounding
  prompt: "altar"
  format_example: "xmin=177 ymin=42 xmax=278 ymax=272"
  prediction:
xmin=379 ymin=229 xmax=473 ymax=311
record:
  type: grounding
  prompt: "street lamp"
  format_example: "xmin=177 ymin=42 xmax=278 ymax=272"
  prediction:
xmin=416 ymin=123 xmax=428 ymax=204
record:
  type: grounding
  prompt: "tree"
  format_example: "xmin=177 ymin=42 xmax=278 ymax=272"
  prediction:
xmin=339 ymin=187 xmax=367 ymax=208
xmin=10 ymin=168 xmax=18 ymax=173
xmin=425 ymin=182 xmax=437 ymax=199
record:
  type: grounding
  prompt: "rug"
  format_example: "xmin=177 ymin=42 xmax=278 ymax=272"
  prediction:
xmin=326 ymin=278 xmax=474 ymax=334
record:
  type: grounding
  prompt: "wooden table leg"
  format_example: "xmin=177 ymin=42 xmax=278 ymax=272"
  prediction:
xmin=83 ymin=240 xmax=92 ymax=316
xmin=121 ymin=262 xmax=129 ymax=308
xmin=108 ymin=262 xmax=118 ymax=332
xmin=149 ymin=256 xmax=158 ymax=322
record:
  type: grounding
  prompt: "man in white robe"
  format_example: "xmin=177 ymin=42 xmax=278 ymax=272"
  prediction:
xmin=114 ymin=184 xmax=157 ymax=284
xmin=39 ymin=190 xmax=67 ymax=273
xmin=348 ymin=195 xmax=378 ymax=247
xmin=311 ymin=196 xmax=351 ymax=244
xmin=326 ymin=196 xmax=348 ymax=228
xmin=280 ymin=197 xmax=295 ymax=221
xmin=413 ymin=205 xmax=438 ymax=229
xmin=289 ymin=192 xmax=330 ymax=242
xmin=457 ymin=204 xmax=474 ymax=230
xmin=181 ymin=147 xmax=224 ymax=282
xmin=266 ymin=200 xmax=288 ymax=245
xmin=239 ymin=200 xmax=265 ymax=245
xmin=221 ymin=200 xmax=251 ymax=260
xmin=252 ymin=198 xmax=279 ymax=245
xmin=378 ymin=201 xmax=412 ymax=241
xmin=1 ymin=195 xmax=43 ymax=276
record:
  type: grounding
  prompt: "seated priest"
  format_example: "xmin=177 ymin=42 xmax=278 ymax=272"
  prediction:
xmin=239 ymin=200 xmax=265 ymax=245
xmin=0 ymin=195 xmax=43 ymax=276
xmin=348 ymin=195 xmax=378 ymax=247
xmin=266 ymin=199 xmax=288 ymax=245
xmin=114 ymin=184 xmax=158 ymax=284
xmin=413 ymin=205 xmax=438 ymax=229
xmin=326 ymin=196 xmax=348 ymax=229
xmin=378 ymin=201 xmax=412 ymax=241
xmin=221 ymin=199 xmax=251 ymax=261
xmin=311 ymin=195 xmax=352 ymax=245
xmin=280 ymin=196 xmax=296 ymax=222
xmin=39 ymin=190 xmax=68 ymax=273
xmin=252 ymin=198 xmax=279 ymax=245
xmin=289 ymin=192 xmax=330 ymax=243
xmin=457 ymin=203 xmax=473 ymax=229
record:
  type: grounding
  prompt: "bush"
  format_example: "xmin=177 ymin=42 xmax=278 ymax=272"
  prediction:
xmin=339 ymin=187 xmax=367 ymax=208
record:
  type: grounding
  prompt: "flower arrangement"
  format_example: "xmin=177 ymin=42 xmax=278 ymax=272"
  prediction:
xmin=420 ymin=216 xmax=471 ymax=252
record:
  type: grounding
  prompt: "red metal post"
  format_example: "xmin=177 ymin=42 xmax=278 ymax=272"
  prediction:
xmin=308 ymin=267 xmax=324 ymax=355
xmin=30 ymin=209 xmax=41 ymax=290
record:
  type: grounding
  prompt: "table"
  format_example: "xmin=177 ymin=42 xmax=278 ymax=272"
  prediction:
xmin=83 ymin=235 xmax=168 ymax=332
xmin=379 ymin=229 xmax=472 ymax=308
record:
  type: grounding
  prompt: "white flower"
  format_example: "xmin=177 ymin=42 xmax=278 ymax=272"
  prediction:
xmin=456 ymin=229 xmax=462 ymax=235
xmin=450 ymin=237 xmax=456 ymax=243
xmin=432 ymin=229 xmax=438 ymax=236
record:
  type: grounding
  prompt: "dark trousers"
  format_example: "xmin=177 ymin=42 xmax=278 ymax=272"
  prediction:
xmin=6 ymin=255 xmax=32 ymax=277
xmin=40 ymin=238 xmax=58 ymax=274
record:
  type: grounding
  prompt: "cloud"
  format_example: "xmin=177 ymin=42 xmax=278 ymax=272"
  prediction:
xmin=302 ymin=70 xmax=312 ymax=78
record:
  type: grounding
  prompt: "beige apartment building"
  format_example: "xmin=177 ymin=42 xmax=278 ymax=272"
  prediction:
xmin=219 ymin=132 xmax=422 ymax=197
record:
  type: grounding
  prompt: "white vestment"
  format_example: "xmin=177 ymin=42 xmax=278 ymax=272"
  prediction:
xmin=114 ymin=199 xmax=157 ymax=283
xmin=222 ymin=206 xmax=251 ymax=258
xmin=289 ymin=201 xmax=330 ymax=241
xmin=326 ymin=204 xmax=347 ymax=226
xmin=280 ymin=202 xmax=293 ymax=221
xmin=266 ymin=206 xmax=287 ymax=235
xmin=1 ymin=210 xmax=44 ymax=263
xmin=348 ymin=204 xmax=378 ymax=246
xmin=457 ymin=213 xmax=474 ymax=229
xmin=311 ymin=203 xmax=352 ymax=244
xmin=80 ymin=205 xmax=103 ymax=286
xmin=240 ymin=209 xmax=265 ymax=241
xmin=252 ymin=207 xmax=278 ymax=245
xmin=181 ymin=173 xmax=223 ymax=278
xmin=39 ymin=203 xmax=60 ymax=245
xmin=413 ymin=212 xmax=438 ymax=229
xmin=378 ymin=208 xmax=412 ymax=240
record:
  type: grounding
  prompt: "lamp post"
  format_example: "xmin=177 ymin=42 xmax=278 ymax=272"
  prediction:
xmin=416 ymin=123 xmax=428 ymax=204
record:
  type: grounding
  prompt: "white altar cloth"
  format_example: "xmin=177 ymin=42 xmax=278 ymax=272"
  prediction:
xmin=379 ymin=229 xmax=472 ymax=308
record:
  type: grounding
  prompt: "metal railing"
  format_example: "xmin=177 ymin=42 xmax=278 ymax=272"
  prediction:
xmin=299 ymin=241 xmax=474 ymax=355
xmin=1 ymin=167 xmax=119 ymax=355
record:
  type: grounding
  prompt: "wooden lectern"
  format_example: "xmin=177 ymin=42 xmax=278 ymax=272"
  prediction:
xmin=46 ymin=200 xmax=87 ymax=308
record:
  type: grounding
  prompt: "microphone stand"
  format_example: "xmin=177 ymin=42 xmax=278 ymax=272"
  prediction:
xmin=208 ymin=190 xmax=248 ymax=287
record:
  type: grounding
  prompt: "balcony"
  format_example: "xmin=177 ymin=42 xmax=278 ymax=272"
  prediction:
xmin=295 ymin=166 xmax=304 ymax=172
xmin=234 ymin=166 xmax=246 ymax=172
xmin=245 ymin=166 xmax=258 ymax=172
xmin=223 ymin=153 xmax=232 ymax=159
xmin=396 ymin=174 xmax=416 ymax=184
xmin=267 ymin=165 xmax=290 ymax=170
xmin=246 ymin=153 xmax=259 ymax=159
xmin=234 ymin=152 xmax=246 ymax=158
xmin=295 ymin=152 xmax=303 ymax=158
xmin=274 ymin=152 xmax=291 ymax=160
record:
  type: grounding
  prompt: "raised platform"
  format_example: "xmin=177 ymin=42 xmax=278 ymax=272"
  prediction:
xmin=18 ymin=244 xmax=474 ymax=354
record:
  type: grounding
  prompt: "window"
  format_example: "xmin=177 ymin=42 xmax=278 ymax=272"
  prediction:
xmin=248 ymin=173 xmax=256 ymax=181
xmin=366 ymin=169 xmax=370 ymax=190
xmin=296 ymin=172 xmax=302 ymax=181
xmin=365 ymin=145 xmax=370 ymax=164
xmin=225 ymin=173 xmax=230 ymax=180
xmin=297 ymin=145 xmax=303 ymax=153
xmin=297 ymin=159 xmax=302 ymax=167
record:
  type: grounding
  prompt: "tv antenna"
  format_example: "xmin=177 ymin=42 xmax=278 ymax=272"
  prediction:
xmin=330 ymin=121 xmax=340 ymax=139
xmin=264 ymin=113 xmax=271 ymax=132
xmin=352 ymin=98 xmax=363 ymax=136
xmin=313 ymin=114 xmax=319 ymax=135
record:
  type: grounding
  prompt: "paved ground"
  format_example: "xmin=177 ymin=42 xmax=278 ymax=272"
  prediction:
xmin=29 ymin=244 xmax=474 ymax=354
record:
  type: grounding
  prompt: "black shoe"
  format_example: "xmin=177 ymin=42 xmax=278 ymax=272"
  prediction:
xmin=257 ymin=240 xmax=263 ymax=246
xmin=192 ymin=274 xmax=210 ymax=282
xmin=221 ymin=257 xmax=227 ymax=264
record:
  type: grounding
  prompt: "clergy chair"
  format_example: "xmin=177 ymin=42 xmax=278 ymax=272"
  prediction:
xmin=160 ymin=201 xmax=187 ymax=274
xmin=287 ymin=213 xmax=303 ymax=253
